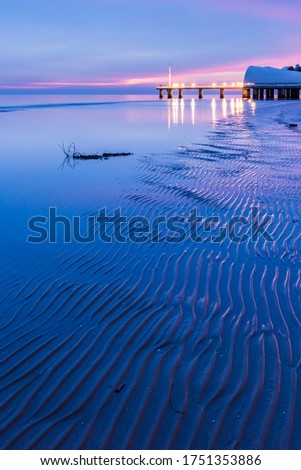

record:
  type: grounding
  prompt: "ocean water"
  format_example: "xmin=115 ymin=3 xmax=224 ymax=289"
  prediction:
xmin=0 ymin=94 xmax=301 ymax=449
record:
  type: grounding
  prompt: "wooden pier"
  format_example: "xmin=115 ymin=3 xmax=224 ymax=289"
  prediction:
xmin=156 ymin=84 xmax=301 ymax=100
xmin=156 ymin=84 xmax=242 ymax=100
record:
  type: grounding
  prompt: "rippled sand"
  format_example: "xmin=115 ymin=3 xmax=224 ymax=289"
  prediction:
xmin=1 ymin=98 xmax=301 ymax=449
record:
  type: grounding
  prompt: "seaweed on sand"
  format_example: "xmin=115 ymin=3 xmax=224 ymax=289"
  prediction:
xmin=60 ymin=142 xmax=132 ymax=168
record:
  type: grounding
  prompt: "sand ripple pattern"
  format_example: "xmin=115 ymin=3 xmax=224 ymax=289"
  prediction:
xmin=1 ymin=107 xmax=301 ymax=449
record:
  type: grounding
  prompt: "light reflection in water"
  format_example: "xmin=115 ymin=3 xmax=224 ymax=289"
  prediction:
xmin=172 ymin=98 xmax=179 ymax=125
xmin=222 ymin=99 xmax=227 ymax=119
xmin=166 ymin=96 xmax=255 ymax=127
xmin=249 ymin=100 xmax=256 ymax=115
xmin=180 ymin=99 xmax=185 ymax=125
xmin=191 ymin=99 xmax=195 ymax=126
xmin=235 ymin=98 xmax=244 ymax=114
xmin=211 ymin=98 xmax=217 ymax=124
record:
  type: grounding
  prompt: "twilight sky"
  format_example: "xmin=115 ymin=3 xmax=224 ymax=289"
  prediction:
xmin=0 ymin=0 xmax=300 ymax=93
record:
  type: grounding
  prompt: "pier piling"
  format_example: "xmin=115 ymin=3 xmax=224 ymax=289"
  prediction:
xmin=277 ymin=88 xmax=286 ymax=100
xmin=291 ymin=88 xmax=300 ymax=100
xmin=242 ymin=88 xmax=251 ymax=99
xmin=266 ymin=88 xmax=275 ymax=100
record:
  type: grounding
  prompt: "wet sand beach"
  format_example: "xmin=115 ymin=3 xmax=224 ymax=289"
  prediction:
xmin=0 ymin=95 xmax=300 ymax=449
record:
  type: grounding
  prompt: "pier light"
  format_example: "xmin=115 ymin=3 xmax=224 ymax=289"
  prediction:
xmin=212 ymin=82 xmax=217 ymax=87
xmin=191 ymin=83 xmax=196 ymax=87
xmin=181 ymin=83 xmax=185 ymax=87
xmin=231 ymin=82 xmax=235 ymax=86
xmin=173 ymin=83 xmax=179 ymax=88
xmin=223 ymin=82 xmax=227 ymax=86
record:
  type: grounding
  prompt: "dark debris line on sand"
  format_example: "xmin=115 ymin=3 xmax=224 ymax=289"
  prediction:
xmin=59 ymin=142 xmax=133 ymax=168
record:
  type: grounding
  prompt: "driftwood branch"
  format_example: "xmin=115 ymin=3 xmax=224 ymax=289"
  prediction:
xmin=59 ymin=142 xmax=132 ymax=168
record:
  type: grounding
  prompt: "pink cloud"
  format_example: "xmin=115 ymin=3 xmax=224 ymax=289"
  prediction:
xmin=127 ymin=54 xmax=301 ymax=86
xmin=32 ymin=81 xmax=126 ymax=87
